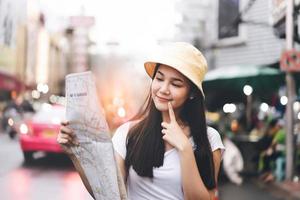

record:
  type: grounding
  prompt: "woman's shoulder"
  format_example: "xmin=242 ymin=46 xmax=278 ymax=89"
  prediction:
xmin=207 ymin=126 xmax=220 ymax=137
xmin=112 ymin=120 xmax=141 ymax=159
xmin=114 ymin=120 xmax=140 ymax=136
xmin=116 ymin=120 xmax=139 ymax=131
xmin=111 ymin=121 xmax=134 ymax=158
xmin=115 ymin=121 xmax=131 ymax=133
xmin=206 ymin=126 xmax=225 ymax=153
xmin=206 ymin=126 xmax=222 ymax=141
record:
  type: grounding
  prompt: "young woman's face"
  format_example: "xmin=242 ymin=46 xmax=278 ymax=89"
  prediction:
xmin=151 ymin=64 xmax=191 ymax=112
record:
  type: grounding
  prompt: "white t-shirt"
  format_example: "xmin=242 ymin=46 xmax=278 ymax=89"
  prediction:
xmin=112 ymin=122 xmax=225 ymax=200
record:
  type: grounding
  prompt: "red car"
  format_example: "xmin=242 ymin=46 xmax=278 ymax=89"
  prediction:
xmin=19 ymin=103 xmax=65 ymax=163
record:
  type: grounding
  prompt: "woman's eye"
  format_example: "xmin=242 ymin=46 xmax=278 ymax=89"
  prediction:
xmin=156 ymin=77 xmax=163 ymax=81
xmin=172 ymin=83 xmax=182 ymax=87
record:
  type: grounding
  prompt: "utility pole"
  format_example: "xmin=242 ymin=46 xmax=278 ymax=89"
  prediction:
xmin=285 ymin=0 xmax=296 ymax=181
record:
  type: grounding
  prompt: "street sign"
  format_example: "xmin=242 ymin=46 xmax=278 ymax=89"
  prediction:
xmin=280 ymin=49 xmax=300 ymax=72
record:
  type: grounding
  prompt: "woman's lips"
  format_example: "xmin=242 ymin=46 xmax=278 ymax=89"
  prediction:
xmin=156 ymin=96 xmax=171 ymax=102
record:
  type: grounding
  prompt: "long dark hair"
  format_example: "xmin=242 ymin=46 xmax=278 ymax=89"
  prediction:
xmin=125 ymin=64 xmax=216 ymax=189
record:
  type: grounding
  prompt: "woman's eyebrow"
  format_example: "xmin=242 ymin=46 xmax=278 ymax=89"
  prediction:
xmin=157 ymin=71 xmax=164 ymax=76
xmin=157 ymin=70 xmax=184 ymax=82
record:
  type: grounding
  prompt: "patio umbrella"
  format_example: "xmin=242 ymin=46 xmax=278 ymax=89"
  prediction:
xmin=202 ymin=65 xmax=286 ymax=110
xmin=204 ymin=65 xmax=285 ymax=93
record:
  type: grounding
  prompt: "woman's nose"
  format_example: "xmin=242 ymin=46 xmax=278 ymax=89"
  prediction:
xmin=160 ymin=82 xmax=170 ymax=95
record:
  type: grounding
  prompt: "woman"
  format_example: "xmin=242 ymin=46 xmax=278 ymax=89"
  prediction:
xmin=58 ymin=42 xmax=225 ymax=200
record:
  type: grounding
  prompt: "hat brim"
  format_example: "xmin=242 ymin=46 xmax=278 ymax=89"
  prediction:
xmin=144 ymin=61 xmax=205 ymax=98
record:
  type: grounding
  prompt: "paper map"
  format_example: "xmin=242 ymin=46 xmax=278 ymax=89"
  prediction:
xmin=65 ymin=71 xmax=127 ymax=200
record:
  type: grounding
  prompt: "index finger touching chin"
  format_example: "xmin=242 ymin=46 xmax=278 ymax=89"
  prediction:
xmin=168 ymin=102 xmax=176 ymax=121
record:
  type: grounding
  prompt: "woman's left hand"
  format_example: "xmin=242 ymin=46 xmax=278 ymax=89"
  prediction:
xmin=161 ymin=102 xmax=191 ymax=151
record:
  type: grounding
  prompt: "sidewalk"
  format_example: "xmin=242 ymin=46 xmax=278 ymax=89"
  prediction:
xmin=253 ymin=179 xmax=300 ymax=199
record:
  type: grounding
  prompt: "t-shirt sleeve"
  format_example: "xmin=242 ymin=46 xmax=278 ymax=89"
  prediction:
xmin=112 ymin=122 xmax=130 ymax=159
xmin=207 ymin=126 xmax=225 ymax=155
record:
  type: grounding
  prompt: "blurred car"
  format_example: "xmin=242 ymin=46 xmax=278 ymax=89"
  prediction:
xmin=19 ymin=103 xmax=65 ymax=163
xmin=2 ymin=100 xmax=35 ymax=139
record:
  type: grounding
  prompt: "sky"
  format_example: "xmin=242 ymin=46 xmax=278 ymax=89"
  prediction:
xmin=37 ymin=0 xmax=182 ymax=54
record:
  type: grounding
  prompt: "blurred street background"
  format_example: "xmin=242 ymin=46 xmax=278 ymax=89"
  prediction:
xmin=1 ymin=0 xmax=300 ymax=199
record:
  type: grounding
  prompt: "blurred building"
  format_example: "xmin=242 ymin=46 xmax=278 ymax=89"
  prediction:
xmin=209 ymin=0 xmax=286 ymax=68
xmin=174 ymin=0 xmax=216 ymax=67
xmin=68 ymin=16 xmax=95 ymax=73
xmin=174 ymin=0 xmax=211 ymax=45
xmin=174 ymin=0 xmax=299 ymax=121
xmin=26 ymin=5 xmax=70 ymax=98
xmin=0 ymin=0 xmax=69 ymax=103
xmin=0 ymin=0 xmax=96 ymax=103
xmin=174 ymin=0 xmax=300 ymax=69
xmin=0 ymin=0 xmax=27 ymax=103
xmin=48 ymin=32 xmax=69 ymax=95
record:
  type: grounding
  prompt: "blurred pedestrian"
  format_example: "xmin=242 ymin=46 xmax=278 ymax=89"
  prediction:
xmin=249 ymin=120 xmax=265 ymax=139
xmin=58 ymin=42 xmax=225 ymax=200
xmin=2 ymin=95 xmax=23 ymax=131
xmin=1 ymin=94 xmax=34 ymax=138
xmin=262 ymin=119 xmax=286 ymax=182
xmin=257 ymin=118 xmax=283 ymax=182
xmin=222 ymin=132 xmax=244 ymax=185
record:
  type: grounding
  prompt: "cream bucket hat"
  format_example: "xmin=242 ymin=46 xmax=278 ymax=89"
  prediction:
xmin=144 ymin=42 xmax=208 ymax=97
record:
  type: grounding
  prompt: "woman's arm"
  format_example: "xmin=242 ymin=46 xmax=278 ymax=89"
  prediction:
xmin=68 ymin=153 xmax=95 ymax=198
xmin=115 ymin=152 xmax=127 ymax=182
xmin=180 ymin=147 xmax=222 ymax=200
xmin=179 ymin=143 xmax=210 ymax=200
xmin=208 ymin=149 xmax=222 ymax=199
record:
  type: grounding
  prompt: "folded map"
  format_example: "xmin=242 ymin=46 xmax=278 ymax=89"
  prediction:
xmin=65 ymin=71 xmax=127 ymax=200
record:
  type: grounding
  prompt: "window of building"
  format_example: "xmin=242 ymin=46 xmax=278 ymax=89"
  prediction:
xmin=217 ymin=0 xmax=246 ymax=46
xmin=218 ymin=0 xmax=239 ymax=39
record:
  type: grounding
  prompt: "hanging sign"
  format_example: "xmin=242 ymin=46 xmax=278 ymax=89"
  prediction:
xmin=280 ymin=49 xmax=300 ymax=72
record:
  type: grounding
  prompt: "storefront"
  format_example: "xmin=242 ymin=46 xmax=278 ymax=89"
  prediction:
xmin=0 ymin=72 xmax=24 ymax=101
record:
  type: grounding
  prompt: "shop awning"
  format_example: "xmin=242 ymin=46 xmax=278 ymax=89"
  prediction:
xmin=203 ymin=64 xmax=285 ymax=94
xmin=0 ymin=72 xmax=24 ymax=92
xmin=202 ymin=65 xmax=286 ymax=111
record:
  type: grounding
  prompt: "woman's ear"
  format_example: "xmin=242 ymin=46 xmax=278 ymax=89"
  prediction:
xmin=189 ymin=93 xmax=195 ymax=100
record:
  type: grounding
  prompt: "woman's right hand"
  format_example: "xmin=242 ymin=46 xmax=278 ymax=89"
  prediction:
xmin=57 ymin=121 xmax=79 ymax=153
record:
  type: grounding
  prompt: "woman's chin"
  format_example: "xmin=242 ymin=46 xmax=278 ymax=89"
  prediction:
xmin=154 ymin=102 xmax=168 ymax=111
